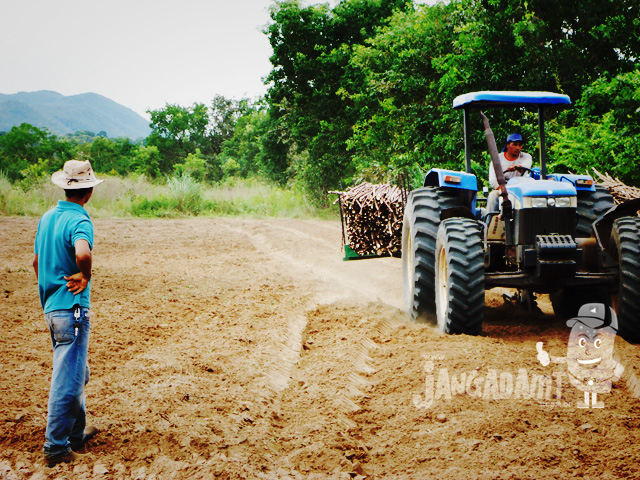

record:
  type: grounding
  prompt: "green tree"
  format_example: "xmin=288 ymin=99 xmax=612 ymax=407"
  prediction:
xmin=19 ymin=158 xmax=50 ymax=191
xmin=209 ymin=95 xmax=253 ymax=155
xmin=528 ymin=0 xmax=640 ymax=100
xmin=130 ymin=145 xmax=161 ymax=178
xmin=173 ymin=149 xmax=208 ymax=182
xmin=0 ymin=123 xmax=75 ymax=181
xmin=61 ymin=131 xmax=96 ymax=144
xmin=146 ymin=103 xmax=210 ymax=173
xmin=146 ymin=98 xmax=252 ymax=177
xmin=339 ymin=0 xmax=640 ymax=185
xmin=264 ymin=0 xmax=411 ymax=198
xmin=81 ymin=136 xmax=138 ymax=175
xmin=220 ymin=109 xmax=268 ymax=178
xmin=345 ymin=3 xmax=460 ymax=181
xmin=549 ymin=69 xmax=640 ymax=185
xmin=259 ymin=112 xmax=292 ymax=185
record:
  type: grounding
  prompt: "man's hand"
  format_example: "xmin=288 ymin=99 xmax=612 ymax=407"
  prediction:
xmin=64 ymin=272 xmax=89 ymax=295
xmin=70 ymin=239 xmax=92 ymax=295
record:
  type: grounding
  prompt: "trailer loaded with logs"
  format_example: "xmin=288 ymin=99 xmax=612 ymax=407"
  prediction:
xmin=340 ymin=91 xmax=640 ymax=344
xmin=331 ymin=181 xmax=408 ymax=259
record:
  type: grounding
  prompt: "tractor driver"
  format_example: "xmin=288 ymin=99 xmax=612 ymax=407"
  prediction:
xmin=487 ymin=133 xmax=533 ymax=212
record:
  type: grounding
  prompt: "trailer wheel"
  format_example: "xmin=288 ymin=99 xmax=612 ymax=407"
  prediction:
xmin=609 ymin=217 xmax=640 ymax=343
xmin=434 ymin=218 xmax=485 ymax=335
xmin=402 ymin=187 xmax=462 ymax=322
xmin=576 ymin=186 xmax=615 ymax=238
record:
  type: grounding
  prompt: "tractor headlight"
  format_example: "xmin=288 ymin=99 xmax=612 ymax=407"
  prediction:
xmin=532 ymin=197 xmax=548 ymax=208
xmin=529 ymin=196 xmax=573 ymax=208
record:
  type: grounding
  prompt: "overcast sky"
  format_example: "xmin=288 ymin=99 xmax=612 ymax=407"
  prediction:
xmin=2 ymin=0 xmax=434 ymax=119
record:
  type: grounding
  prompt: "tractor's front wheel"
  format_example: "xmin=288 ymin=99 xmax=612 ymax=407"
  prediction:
xmin=434 ymin=218 xmax=485 ymax=335
xmin=609 ymin=217 xmax=640 ymax=343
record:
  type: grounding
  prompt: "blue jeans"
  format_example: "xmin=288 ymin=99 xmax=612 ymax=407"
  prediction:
xmin=43 ymin=308 xmax=90 ymax=459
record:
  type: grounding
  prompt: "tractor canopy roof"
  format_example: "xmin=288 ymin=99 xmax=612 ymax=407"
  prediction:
xmin=453 ymin=91 xmax=571 ymax=109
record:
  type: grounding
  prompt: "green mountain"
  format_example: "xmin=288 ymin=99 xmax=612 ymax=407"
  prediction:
xmin=0 ymin=90 xmax=151 ymax=139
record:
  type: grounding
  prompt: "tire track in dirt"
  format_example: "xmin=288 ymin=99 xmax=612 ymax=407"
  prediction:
xmin=221 ymin=219 xmax=403 ymax=401
xmin=222 ymin=219 xmax=408 ymax=477
xmin=333 ymin=315 xmax=406 ymax=432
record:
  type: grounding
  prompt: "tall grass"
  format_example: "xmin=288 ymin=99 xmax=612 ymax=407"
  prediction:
xmin=0 ymin=172 xmax=61 ymax=216
xmin=0 ymin=172 xmax=337 ymax=219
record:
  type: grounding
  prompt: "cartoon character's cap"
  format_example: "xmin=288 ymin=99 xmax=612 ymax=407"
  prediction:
xmin=567 ymin=303 xmax=618 ymax=332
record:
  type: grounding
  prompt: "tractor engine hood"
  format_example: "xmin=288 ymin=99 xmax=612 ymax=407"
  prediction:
xmin=507 ymin=178 xmax=577 ymax=199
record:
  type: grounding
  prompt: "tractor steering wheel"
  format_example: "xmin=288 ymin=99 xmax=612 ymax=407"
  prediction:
xmin=503 ymin=166 xmax=533 ymax=175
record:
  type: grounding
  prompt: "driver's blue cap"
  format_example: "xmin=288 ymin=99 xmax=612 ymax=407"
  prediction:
xmin=503 ymin=133 xmax=523 ymax=152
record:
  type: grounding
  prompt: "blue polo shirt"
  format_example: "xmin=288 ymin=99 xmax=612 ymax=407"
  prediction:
xmin=34 ymin=201 xmax=94 ymax=313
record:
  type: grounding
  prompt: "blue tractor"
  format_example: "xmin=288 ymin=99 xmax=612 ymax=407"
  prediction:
xmin=403 ymin=91 xmax=640 ymax=342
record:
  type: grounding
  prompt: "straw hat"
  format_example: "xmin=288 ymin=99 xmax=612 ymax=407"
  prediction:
xmin=51 ymin=160 xmax=104 ymax=189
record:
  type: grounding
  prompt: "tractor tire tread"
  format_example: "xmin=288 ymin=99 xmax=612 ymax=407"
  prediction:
xmin=611 ymin=217 xmax=640 ymax=343
xmin=403 ymin=187 xmax=462 ymax=322
xmin=435 ymin=218 xmax=485 ymax=335
xmin=575 ymin=186 xmax=615 ymax=238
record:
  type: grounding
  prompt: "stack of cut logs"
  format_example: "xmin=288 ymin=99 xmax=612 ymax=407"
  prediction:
xmin=593 ymin=168 xmax=640 ymax=204
xmin=331 ymin=182 xmax=406 ymax=257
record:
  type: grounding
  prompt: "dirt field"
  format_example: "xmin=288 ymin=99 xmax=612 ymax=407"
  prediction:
xmin=1 ymin=216 xmax=640 ymax=480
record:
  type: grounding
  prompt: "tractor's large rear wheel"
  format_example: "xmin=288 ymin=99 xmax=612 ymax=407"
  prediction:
xmin=402 ymin=187 xmax=462 ymax=322
xmin=609 ymin=217 xmax=640 ymax=343
xmin=434 ymin=218 xmax=485 ymax=335
xmin=575 ymin=185 xmax=615 ymax=238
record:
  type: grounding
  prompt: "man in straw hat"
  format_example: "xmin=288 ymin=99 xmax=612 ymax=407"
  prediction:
xmin=33 ymin=160 xmax=104 ymax=466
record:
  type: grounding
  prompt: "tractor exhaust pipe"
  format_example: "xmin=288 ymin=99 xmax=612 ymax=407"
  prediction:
xmin=479 ymin=111 xmax=512 ymax=218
